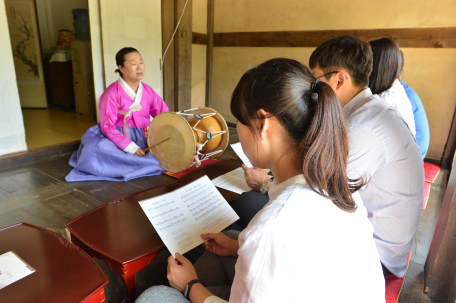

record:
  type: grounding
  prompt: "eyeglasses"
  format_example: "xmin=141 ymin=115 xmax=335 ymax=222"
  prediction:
xmin=317 ymin=71 xmax=339 ymax=79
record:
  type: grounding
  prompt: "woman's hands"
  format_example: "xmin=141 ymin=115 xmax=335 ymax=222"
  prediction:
xmin=201 ymin=233 xmax=240 ymax=257
xmin=167 ymin=253 xmax=198 ymax=292
xmin=166 ymin=234 xmax=238 ymax=302
xmin=134 ymin=148 xmax=145 ymax=156
xmin=241 ymin=164 xmax=271 ymax=191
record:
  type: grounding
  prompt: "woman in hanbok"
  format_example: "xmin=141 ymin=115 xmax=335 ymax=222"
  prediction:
xmin=66 ymin=47 xmax=169 ymax=182
xmin=368 ymin=38 xmax=416 ymax=137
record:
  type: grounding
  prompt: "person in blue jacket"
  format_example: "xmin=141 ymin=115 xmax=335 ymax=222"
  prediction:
xmin=400 ymin=51 xmax=430 ymax=159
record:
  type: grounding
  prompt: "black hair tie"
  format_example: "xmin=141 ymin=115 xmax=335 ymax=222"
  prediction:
xmin=311 ymin=79 xmax=322 ymax=93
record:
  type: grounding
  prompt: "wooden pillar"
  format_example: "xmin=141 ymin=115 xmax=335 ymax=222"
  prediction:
xmin=174 ymin=0 xmax=192 ymax=111
xmin=424 ymin=157 xmax=456 ymax=302
xmin=161 ymin=0 xmax=175 ymax=111
xmin=205 ymin=0 xmax=214 ymax=108
xmin=441 ymin=105 xmax=456 ymax=169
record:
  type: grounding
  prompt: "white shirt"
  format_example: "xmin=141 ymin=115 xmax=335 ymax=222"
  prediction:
xmin=205 ymin=175 xmax=385 ymax=303
xmin=379 ymin=79 xmax=416 ymax=137
xmin=344 ymin=88 xmax=423 ymax=277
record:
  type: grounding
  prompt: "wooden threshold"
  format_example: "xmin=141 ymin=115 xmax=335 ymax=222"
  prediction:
xmin=0 ymin=140 xmax=80 ymax=170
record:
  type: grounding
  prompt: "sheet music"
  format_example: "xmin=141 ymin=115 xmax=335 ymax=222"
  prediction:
xmin=139 ymin=176 xmax=239 ymax=256
xmin=231 ymin=143 xmax=253 ymax=168
xmin=211 ymin=167 xmax=252 ymax=194
xmin=0 ymin=251 xmax=35 ymax=289
xmin=231 ymin=143 xmax=270 ymax=174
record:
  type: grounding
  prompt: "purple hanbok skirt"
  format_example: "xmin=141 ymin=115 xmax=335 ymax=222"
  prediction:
xmin=66 ymin=124 xmax=165 ymax=182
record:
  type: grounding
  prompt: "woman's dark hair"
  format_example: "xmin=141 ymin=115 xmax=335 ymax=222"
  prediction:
xmin=115 ymin=47 xmax=140 ymax=77
xmin=309 ymin=35 xmax=373 ymax=88
xmin=368 ymin=38 xmax=402 ymax=95
xmin=231 ymin=58 xmax=365 ymax=213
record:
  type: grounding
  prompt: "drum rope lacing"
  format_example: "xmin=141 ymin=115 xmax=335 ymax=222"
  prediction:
xmin=180 ymin=108 xmax=227 ymax=167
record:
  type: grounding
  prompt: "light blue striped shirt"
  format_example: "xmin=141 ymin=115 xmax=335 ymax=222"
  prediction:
xmin=344 ymin=88 xmax=424 ymax=278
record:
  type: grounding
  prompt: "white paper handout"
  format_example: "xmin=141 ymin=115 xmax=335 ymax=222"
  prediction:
xmin=0 ymin=251 xmax=35 ymax=289
xmin=230 ymin=143 xmax=270 ymax=173
xmin=139 ymin=176 xmax=239 ymax=256
xmin=211 ymin=167 xmax=252 ymax=194
xmin=231 ymin=143 xmax=253 ymax=168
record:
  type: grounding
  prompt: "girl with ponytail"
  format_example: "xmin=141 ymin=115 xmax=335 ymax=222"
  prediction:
xmin=136 ymin=58 xmax=385 ymax=303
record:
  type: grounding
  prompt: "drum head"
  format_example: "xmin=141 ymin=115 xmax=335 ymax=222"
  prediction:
xmin=148 ymin=112 xmax=196 ymax=173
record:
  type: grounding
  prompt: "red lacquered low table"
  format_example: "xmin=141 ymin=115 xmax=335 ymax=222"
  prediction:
xmin=0 ymin=222 xmax=108 ymax=303
xmin=66 ymin=184 xmax=179 ymax=303
xmin=175 ymin=159 xmax=243 ymax=202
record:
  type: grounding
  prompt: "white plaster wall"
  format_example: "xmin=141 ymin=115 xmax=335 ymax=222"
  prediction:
xmin=191 ymin=44 xmax=206 ymax=108
xmin=192 ymin=0 xmax=207 ymax=34
xmin=99 ymin=0 xmax=162 ymax=97
xmin=191 ymin=0 xmax=207 ymax=108
xmin=88 ymin=0 xmax=103 ymax=122
xmin=0 ymin=0 xmax=27 ymax=155
xmin=212 ymin=0 xmax=456 ymax=160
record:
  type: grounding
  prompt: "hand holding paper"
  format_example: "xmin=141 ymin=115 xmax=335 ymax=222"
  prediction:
xmin=167 ymin=253 xmax=197 ymax=292
xmin=139 ymin=176 xmax=239 ymax=257
xmin=241 ymin=164 xmax=272 ymax=191
xmin=201 ymin=232 xmax=239 ymax=257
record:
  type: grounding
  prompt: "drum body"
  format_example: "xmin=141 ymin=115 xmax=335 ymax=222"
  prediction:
xmin=148 ymin=107 xmax=229 ymax=173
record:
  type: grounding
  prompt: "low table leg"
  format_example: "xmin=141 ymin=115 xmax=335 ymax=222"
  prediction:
xmin=122 ymin=274 xmax=136 ymax=303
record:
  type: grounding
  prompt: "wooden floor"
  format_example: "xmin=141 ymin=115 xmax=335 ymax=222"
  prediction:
xmin=400 ymin=168 xmax=448 ymax=303
xmin=22 ymin=108 xmax=97 ymax=149
xmin=0 ymin=129 xmax=446 ymax=302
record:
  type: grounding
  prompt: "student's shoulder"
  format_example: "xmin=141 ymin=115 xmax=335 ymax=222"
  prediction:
xmin=348 ymin=95 xmax=387 ymax=123
xmin=348 ymin=94 xmax=406 ymax=133
xmin=247 ymin=184 xmax=311 ymax=232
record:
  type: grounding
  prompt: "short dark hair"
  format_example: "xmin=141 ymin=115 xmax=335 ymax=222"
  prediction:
xmin=115 ymin=47 xmax=140 ymax=77
xmin=231 ymin=58 xmax=366 ymax=213
xmin=400 ymin=50 xmax=404 ymax=71
xmin=309 ymin=35 xmax=373 ymax=88
xmin=368 ymin=38 xmax=402 ymax=95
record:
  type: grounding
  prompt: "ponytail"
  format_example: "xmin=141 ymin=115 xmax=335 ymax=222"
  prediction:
xmin=302 ymin=80 xmax=365 ymax=212
xmin=230 ymin=58 xmax=366 ymax=213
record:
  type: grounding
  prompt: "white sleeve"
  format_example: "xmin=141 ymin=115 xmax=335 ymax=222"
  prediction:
xmin=346 ymin=125 xmax=386 ymax=182
xmin=229 ymin=230 xmax=281 ymax=303
xmin=124 ymin=141 xmax=141 ymax=154
xmin=204 ymin=296 xmax=228 ymax=303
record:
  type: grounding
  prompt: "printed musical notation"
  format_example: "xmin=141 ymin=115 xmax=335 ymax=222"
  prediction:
xmin=211 ymin=167 xmax=252 ymax=194
xmin=156 ymin=214 xmax=185 ymax=226
xmin=151 ymin=207 xmax=180 ymax=219
xmin=159 ymin=218 xmax=187 ymax=230
xmin=139 ymin=176 xmax=239 ymax=257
